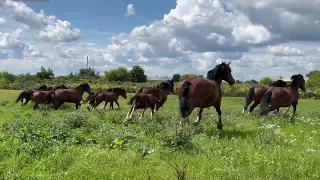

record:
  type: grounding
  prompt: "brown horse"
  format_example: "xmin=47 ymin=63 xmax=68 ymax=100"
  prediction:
xmin=52 ymin=83 xmax=92 ymax=110
xmin=129 ymin=80 xmax=173 ymax=112
xmin=260 ymin=74 xmax=306 ymax=117
xmin=125 ymin=88 xmax=161 ymax=121
xmin=242 ymin=80 xmax=288 ymax=114
xmin=90 ymin=88 xmax=127 ymax=109
xmin=177 ymin=61 xmax=235 ymax=129
xmin=15 ymin=85 xmax=48 ymax=106
xmin=31 ymin=91 xmax=55 ymax=110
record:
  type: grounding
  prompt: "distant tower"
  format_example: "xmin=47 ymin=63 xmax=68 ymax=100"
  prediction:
xmin=86 ymin=55 xmax=89 ymax=76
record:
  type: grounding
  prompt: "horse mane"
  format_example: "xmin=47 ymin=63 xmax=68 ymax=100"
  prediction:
xmin=206 ymin=62 xmax=227 ymax=80
xmin=268 ymin=80 xmax=288 ymax=87
xmin=38 ymin=85 xmax=47 ymax=90
xmin=289 ymin=74 xmax=304 ymax=87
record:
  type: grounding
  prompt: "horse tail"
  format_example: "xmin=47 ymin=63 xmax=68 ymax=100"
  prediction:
xmin=260 ymin=91 xmax=273 ymax=115
xmin=179 ymin=81 xmax=191 ymax=118
xmin=128 ymin=94 xmax=137 ymax=105
xmin=15 ymin=90 xmax=25 ymax=103
xmin=244 ymin=87 xmax=255 ymax=111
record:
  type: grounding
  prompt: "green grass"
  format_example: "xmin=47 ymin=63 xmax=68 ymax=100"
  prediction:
xmin=0 ymin=89 xmax=320 ymax=179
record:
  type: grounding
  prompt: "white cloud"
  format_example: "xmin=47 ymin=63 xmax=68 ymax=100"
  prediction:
xmin=0 ymin=0 xmax=81 ymax=42
xmin=0 ymin=17 xmax=6 ymax=25
xmin=59 ymin=48 xmax=81 ymax=59
xmin=266 ymin=45 xmax=305 ymax=56
xmin=0 ymin=0 xmax=319 ymax=80
xmin=125 ymin=4 xmax=136 ymax=17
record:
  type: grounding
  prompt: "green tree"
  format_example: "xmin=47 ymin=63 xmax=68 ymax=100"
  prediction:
xmin=130 ymin=65 xmax=147 ymax=83
xmin=0 ymin=71 xmax=16 ymax=83
xmin=181 ymin=74 xmax=197 ymax=80
xmin=104 ymin=67 xmax=131 ymax=82
xmin=306 ymin=70 xmax=320 ymax=77
xmin=36 ymin=66 xmax=54 ymax=80
xmin=259 ymin=77 xmax=272 ymax=85
xmin=172 ymin=74 xmax=181 ymax=82
xmin=78 ymin=67 xmax=100 ymax=78
xmin=306 ymin=70 xmax=320 ymax=87
xmin=198 ymin=75 xmax=204 ymax=78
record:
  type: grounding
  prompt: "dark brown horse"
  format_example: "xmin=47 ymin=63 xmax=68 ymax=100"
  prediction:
xmin=125 ymin=88 xmax=161 ymax=121
xmin=89 ymin=88 xmax=127 ymax=109
xmin=129 ymin=81 xmax=173 ymax=112
xmin=260 ymin=74 xmax=306 ymax=117
xmin=242 ymin=80 xmax=288 ymax=114
xmin=52 ymin=83 xmax=92 ymax=110
xmin=15 ymin=85 xmax=48 ymax=106
xmin=177 ymin=61 xmax=235 ymax=129
xmin=31 ymin=90 xmax=55 ymax=110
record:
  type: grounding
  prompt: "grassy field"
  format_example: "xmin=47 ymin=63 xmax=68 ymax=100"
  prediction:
xmin=0 ymin=89 xmax=320 ymax=179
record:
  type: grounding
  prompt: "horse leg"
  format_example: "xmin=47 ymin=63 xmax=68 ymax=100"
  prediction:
xmin=292 ymin=102 xmax=298 ymax=117
xmin=25 ymin=98 xmax=30 ymax=106
xmin=283 ymin=106 xmax=290 ymax=116
xmin=213 ymin=103 xmax=223 ymax=130
xmin=115 ymin=100 xmax=120 ymax=109
xmin=125 ymin=104 xmax=136 ymax=120
xmin=104 ymin=102 xmax=108 ymax=109
xmin=249 ymin=102 xmax=259 ymax=114
xmin=139 ymin=109 xmax=146 ymax=119
xmin=194 ymin=108 xmax=203 ymax=124
xmin=33 ymin=103 xmax=39 ymax=110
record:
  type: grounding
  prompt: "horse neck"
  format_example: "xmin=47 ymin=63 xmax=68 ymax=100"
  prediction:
xmin=288 ymin=82 xmax=299 ymax=93
xmin=210 ymin=77 xmax=223 ymax=85
xmin=158 ymin=88 xmax=170 ymax=98
xmin=75 ymin=86 xmax=85 ymax=95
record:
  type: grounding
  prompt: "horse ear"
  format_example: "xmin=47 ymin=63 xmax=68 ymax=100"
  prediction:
xmin=227 ymin=61 xmax=231 ymax=66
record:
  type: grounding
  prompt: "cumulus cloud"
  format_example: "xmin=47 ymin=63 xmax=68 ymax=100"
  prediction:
xmin=125 ymin=4 xmax=136 ymax=17
xmin=0 ymin=0 xmax=319 ymax=79
xmin=59 ymin=48 xmax=81 ymax=59
xmin=25 ymin=44 xmax=44 ymax=57
xmin=266 ymin=45 xmax=305 ymax=56
xmin=0 ymin=17 xmax=6 ymax=25
xmin=1 ymin=0 xmax=81 ymax=42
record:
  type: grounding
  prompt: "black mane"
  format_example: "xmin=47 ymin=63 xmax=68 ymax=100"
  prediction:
xmin=206 ymin=62 xmax=227 ymax=80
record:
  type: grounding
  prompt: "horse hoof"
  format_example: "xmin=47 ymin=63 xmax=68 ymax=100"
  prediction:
xmin=217 ymin=123 xmax=223 ymax=130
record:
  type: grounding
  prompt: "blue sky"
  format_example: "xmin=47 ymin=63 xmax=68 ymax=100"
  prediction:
xmin=25 ymin=0 xmax=176 ymax=45
xmin=0 ymin=0 xmax=319 ymax=80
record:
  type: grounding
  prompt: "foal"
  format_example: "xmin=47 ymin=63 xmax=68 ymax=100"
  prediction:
xmin=125 ymin=88 xmax=161 ymax=121
xmin=260 ymin=74 xmax=306 ymax=117
xmin=91 ymin=88 xmax=127 ymax=109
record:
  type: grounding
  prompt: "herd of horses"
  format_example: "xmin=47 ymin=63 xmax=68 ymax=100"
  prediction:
xmin=14 ymin=61 xmax=306 ymax=130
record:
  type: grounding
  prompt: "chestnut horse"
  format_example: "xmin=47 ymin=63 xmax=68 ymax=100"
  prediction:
xmin=125 ymin=88 xmax=161 ymax=121
xmin=129 ymin=80 xmax=174 ymax=112
xmin=31 ymin=90 xmax=55 ymax=110
xmin=52 ymin=83 xmax=92 ymax=110
xmin=31 ymin=85 xmax=69 ymax=110
xmin=15 ymin=85 xmax=48 ymax=106
xmin=242 ymin=80 xmax=288 ymax=114
xmin=260 ymin=74 xmax=306 ymax=117
xmin=177 ymin=62 xmax=235 ymax=129
xmin=89 ymin=88 xmax=127 ymax=109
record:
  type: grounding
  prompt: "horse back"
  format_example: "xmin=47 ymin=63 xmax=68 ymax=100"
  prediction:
xmin=179 ymin=78 xmax=220 ymax=108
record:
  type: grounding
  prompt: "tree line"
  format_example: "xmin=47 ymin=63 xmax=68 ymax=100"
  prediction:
xmin=1 ymin=65 xmax=319 ymax=87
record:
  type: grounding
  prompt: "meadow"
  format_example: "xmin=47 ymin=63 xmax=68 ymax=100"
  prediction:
xmin=0 ymin=89 xmax=320 ymax=179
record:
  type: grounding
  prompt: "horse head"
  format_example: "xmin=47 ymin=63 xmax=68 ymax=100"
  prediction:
xmin=167 ymin=79 xmax=175 ymax=94
xmin=207 ymin=61 xmax=235 ymax=85
xmin=80 ymin=83 xmax=93 ymax=95
xmin=291 ymin=74 xmax=306 ymax=92
xmin=114 ymin=88 xmax=127 ymax=99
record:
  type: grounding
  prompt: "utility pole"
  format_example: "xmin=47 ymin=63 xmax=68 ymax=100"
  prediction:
xmin=86 ymin=55 xmax=89 ymax=78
